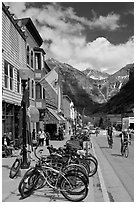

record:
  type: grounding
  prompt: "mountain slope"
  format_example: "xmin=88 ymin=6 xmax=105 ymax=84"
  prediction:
xmin=95 ymin=63 xmax=134 ymax=101
xmin=46 ymin=58 xmax=134 ymax=115
xmin=83 ymin=68 xmax=110 ymax=80
xmin=46 ymin=58 xmax=103 ymax=114
xmin=100 ymin=70 xmax=134 ymax=114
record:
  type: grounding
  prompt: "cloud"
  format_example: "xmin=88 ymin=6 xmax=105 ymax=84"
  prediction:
xmin=90 ymin=13 xmax=121 ymax=31
xmin=4 ymin=2 xmax=134 ymax=74
xmin=62 ymin=37 xmax=134 ymax=74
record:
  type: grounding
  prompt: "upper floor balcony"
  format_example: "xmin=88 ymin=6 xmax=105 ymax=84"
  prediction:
xmin=34 ymin=47 xmax=51 ymax=81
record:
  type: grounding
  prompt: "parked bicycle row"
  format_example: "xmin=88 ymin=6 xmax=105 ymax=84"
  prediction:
xmin=9 ymin=131 xmax=98 ymax=202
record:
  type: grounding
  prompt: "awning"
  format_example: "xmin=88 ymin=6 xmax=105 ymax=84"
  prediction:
xmin=44 ymin=107 xmax=64 ymax=124
xmin=27 ymin=105 xmax=39 ymax=122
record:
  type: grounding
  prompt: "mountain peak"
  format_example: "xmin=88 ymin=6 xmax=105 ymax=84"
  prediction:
xmin=83 ymin=68 xmax=110 ymax=80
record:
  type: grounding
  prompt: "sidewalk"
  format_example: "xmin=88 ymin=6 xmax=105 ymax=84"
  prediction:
xmin=2 ymin=133 xmax=104 ymax=202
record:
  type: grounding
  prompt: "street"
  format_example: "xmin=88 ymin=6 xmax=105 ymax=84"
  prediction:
xmin=93 ymin=132 xmax=134 ymax=201
xmin=2 ymin=132 xmax=134 ymax=202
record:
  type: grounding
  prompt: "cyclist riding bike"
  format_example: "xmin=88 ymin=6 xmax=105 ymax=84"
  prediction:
xmin=107 ymin=125 xmax=113 ymax=148
xmin=120 ymin=129 xmax=129 ymax=154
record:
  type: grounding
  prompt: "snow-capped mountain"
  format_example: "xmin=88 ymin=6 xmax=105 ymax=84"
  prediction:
xmin=46 ymin=58 xmax=134 ymax=115
xmin=83 ymin=68 xmax=110 ymax=80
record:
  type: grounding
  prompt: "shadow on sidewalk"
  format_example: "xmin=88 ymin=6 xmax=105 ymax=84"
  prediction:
xmin=111 ymin=153 xmax=122 ymax=157
xmin=2 ymin=164 xmax=11 ymax=170
xmin=100 ymin=146 xmax=110 ymax=149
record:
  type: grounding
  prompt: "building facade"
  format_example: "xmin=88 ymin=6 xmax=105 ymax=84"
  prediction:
xmin=2 ymin=3 xmax=66 ymax=142
xmin=2 ymin=3 xmax=26 ymax=142
xmin=17 ymin=18 xmax=47 ymax=134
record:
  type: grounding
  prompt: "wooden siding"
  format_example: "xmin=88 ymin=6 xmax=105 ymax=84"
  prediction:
xmin=2 ymin=9 xmax=26 ymax=105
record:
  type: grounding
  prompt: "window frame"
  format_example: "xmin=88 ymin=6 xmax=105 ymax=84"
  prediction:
xmin=17 ymin=69 xmax=21 ymax=93
xmin=27 ymin=45 xmax=30 ymax=65
xmin=4 ymin=60 xmax=14 ymax=91
xmin=35 ymin=52 xmax=41 ymax=70
xmin=31 ymin=50 xmax=33 ymax=68
xmin=36 ymin=83 xmax=42 ymax=99
xmin=31 ymin=80 xmax=34 ymax=99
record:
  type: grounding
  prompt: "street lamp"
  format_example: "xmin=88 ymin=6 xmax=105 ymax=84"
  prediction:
xmin=19 ymin=68 xmax=30 ymax=169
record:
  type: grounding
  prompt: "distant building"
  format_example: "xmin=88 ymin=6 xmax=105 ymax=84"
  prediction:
xmin=107 ymin=114 xmax=122 ymax=126
xmin=63 ymin=95 xmax=74 ymax=133
xmin=39 ymin=67 xmax=66 ymax=138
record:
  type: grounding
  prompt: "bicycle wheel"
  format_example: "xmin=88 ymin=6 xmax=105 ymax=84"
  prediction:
xmin=60 ymin=173 xmax=88 ymax=202
xmin=87 ymin=153 xmax=98 ymax=165
xmin=124 ymin=146 xmax=129 ymax=158
xmin=18 ymin=170 xmax=39 ymax=199
xmin=66 ymin=162 xmax=89 ymax=176
xmin=64 ymin=165 xmax=89 ymax=185
xmin=9 ymin=158 xmax=21 ymax=179
xmin=77 ymin=158 xmax=90 ymax=175
xmin=86 ymin=157 xmax=98 ymax=177
xmin=22 ymin=167 xmax=46 ymax=190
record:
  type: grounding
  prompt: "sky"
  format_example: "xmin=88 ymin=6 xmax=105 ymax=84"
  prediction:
xmin=4 ymin=1 xmax=134 ymax=74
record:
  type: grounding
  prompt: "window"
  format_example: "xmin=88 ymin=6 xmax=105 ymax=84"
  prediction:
xmin=43 ymin=87 xmax=45 ymax=99
xmin=36 ymin=83 xmax=42 ymax=99
xmin=28 ymin=79 xmax=30 ymax=97
xmin=31 ymin=50 xmax=33 ymax=68
xmin=27 ymin=45 xmax=30 ymax=65
xmin=4 ymin=60 xmax=14 ymax=91
xmin=9 ymin=65 xmax=13 ymax=90
xmin=35 ymin=52 xmax=41 ymax=70
xmin=17 ymin=70 xmax=20 ymax=93
xmin=4 ymin=60 xmax=9 ymax=88
xmin=32 ymin=80 xmax=34 ymax=98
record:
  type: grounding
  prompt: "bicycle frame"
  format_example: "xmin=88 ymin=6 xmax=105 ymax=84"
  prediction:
xmin=35 ymin=163 xmax=73 ymax=191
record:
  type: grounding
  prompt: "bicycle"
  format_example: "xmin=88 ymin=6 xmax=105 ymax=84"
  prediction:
xmin=9 ymin=147 xmax=31 ymax=179
xmin=121 ymin=141 xmax=129 ymax=158
xmin=47 ymin=144 xmax=98 ymax=177
xmin=107 ymin=135 xmax=113 ymax=148
xmin=18 ymin=147 xmax=89 ymax=202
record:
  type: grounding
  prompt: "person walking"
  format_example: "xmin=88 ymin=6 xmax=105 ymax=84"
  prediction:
xmin=58 ymin=126 xmax=63 ymax=140
xmin=38 ymin=129 xmax=45 ymax=146
xmin=45 ymin=132 xmax=50 ymax=146
xmin=41 ymin=130 xmax=45 ymax=146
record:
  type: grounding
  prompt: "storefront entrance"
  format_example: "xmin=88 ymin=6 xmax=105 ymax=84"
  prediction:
xmin=45 ymin=124 xmax=57 ymax=140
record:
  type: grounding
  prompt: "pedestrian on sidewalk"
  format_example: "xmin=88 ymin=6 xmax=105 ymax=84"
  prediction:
xmin=38 ymin=129 xmax=45 ymax=146
xmin=45 ymin=132 xmax=50 ymax=146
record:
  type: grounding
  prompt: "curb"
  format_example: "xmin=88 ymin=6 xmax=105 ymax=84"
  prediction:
xmin=91 ymin=137 xmax=110 ymax=202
